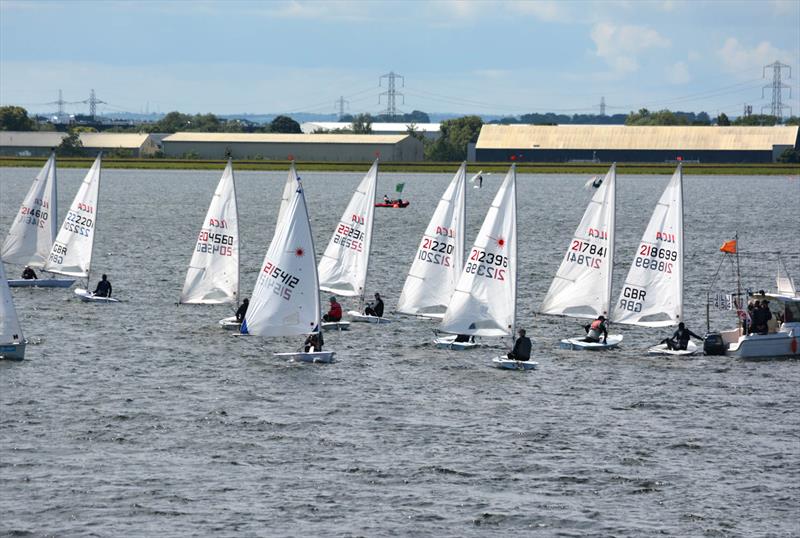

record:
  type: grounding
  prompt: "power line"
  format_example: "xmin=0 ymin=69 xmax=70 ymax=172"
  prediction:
xmin=379 ymin=71 xmax=404 ymax=119
xmin=762 ymin=61 xmax=792 ymax=118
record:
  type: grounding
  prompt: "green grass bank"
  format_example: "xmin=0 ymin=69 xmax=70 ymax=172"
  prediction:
xmin=1 ymin=157 xmax=797 ymax=175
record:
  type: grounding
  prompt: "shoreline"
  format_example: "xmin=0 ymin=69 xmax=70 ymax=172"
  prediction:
xmin=0 ymin=156 xmax=797 ymax=175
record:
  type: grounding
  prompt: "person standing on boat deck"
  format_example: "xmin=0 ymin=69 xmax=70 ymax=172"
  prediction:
xmin=507 ymin=329 xmax=532 ymax=361
xmin=323 ymin=296 xmax=342 ymax=322
xmin=93 ymin=274 xmax=112 ymax=297
xmin=661 ymin=322 xmax=704 ymax=350
xmin=364 ymin=292 xmax=384 ymax=317
xmin=235 ymin=298 xmax=249 ymax=323
xmin=21 ymin=266 xmax=37 ymax=280
xmin=583 ymin=315 xmax=608 ymax=344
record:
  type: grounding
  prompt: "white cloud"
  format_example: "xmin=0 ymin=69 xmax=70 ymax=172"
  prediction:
xmin=718 ymin=37 xmax=794 ymax=73
xmin=590 ymin=23 xmax=670 ymax=74
xmin=666 ymin=61 xmax=690 ymax=84
xmin=505 ymin=0 xmax=569 ymax=22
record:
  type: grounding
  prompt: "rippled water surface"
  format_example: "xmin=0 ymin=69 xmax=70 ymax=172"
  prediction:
xmin=1 ymin=166 xmax=799 ymax=536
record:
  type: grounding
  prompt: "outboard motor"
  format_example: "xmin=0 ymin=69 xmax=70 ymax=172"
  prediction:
xmin=703 ymin=332 xmax=726 ymax=356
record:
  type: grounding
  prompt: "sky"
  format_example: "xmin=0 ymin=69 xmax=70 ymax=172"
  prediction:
xmin=1 ymin=0 xmax=799 ymax=119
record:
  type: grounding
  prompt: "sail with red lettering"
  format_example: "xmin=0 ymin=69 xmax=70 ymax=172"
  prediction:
xmin=612 ymin=164 xmax=684 ymax=327
xmin=241 ymin=176 xmax=320 ymax=337
xmin=2 ymin=152 xmax=58 ymax=268
xmin=317 ymin=160 xmax=378 ymax=297
xmin=439 ymin=164 xmax=516 ymax=337
xmin=397 ymin=162 xmax=466 ymax=318
xmin=43 ymin=154 xmax=102 ymax=278
xmin=180 ymin=159 xmax=239 ymax=304
xmin=540 ymin=164 xmax=616 ymax=319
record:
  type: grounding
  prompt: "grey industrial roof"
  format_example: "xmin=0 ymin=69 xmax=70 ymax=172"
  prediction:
xmin=162 ymin=132 xmax=411 ymax=144
xmin=476 ymin=124 xmax=799 ymax=151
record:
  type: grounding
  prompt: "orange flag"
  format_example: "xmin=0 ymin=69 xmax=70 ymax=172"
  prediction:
xmin=720 ymin=239 xmax=737 ymax=254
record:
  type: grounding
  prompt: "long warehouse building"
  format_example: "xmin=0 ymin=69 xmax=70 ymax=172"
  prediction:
xmin=161 ymin=132 xmax=423 ymax=161
xmin=475 ymin=124 xmax=799 ymax=163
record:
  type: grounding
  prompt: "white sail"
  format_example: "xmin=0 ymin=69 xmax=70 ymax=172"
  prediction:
xmin=241 ymin=176 xmax=320 ymax=337
xmin=776 ymin=259 xmax=798 ymax=297
xmin=540 ymin=163 xmax=616 ymax=319
xmin=180 ymin=159 xmax=239 ymax=304
xmin=0 ymin=261 xmax=24 ymax=345
xmin=440 ymin=165 xmax=516 ymax=337
xmin=612 ymin=164 xmax=684 ymax=327
xmin=317 ymin=160 xmax=378 ymax=297
xmin=2 ymin=153 xmax=58 ymax=268
xmin=397 ymin=162 xmax=467 ymax=318
xmin=276 ymin=162 xmax=299 ymax=235
xmin=43 ymin=154 xmax=102 ymax=278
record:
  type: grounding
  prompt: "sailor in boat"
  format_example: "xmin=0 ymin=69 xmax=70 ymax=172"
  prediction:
xmin=454 ymin=334 xmax=475 ymax=343
xmin=507 ymin=329 xmax=532 ymax=361
xmin=383 ymin=194 xmax=390 ymax=204
xmin=323 ymin=296 xmax=342 ymax=322
xmin=660 ymin=322 xmax=704 ymax=351
xmin=303 ymin=329 xmax=323 ymax=352
xmin=364 ymin=292 xmax=384 ymax=317
xmin=21 ymin=266 xmax=37 ymax=280
xmin=93 ymin=274 xmax=112 ymax=298
xmin=583 ymin=315 xmax=608 ymax=344
xmin=236 ymin=298 xmax=249 ymax=323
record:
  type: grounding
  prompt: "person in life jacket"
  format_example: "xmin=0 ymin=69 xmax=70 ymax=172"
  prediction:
xmin=323 ymin=296 xmax=342 ymax=322
xmin=507 ymin=328 xmax=532 ymax=361
xmin=235 ymin=298 xmax=249 ymax=323
xmin=93 ymin=274 xmax=112 ymax=297
xmin=583 ymin=315 xmax=608 ymax=344
xmin=21 ymin=266 xmax=37 ymax=280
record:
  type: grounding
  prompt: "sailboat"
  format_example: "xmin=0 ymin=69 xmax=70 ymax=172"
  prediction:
xmin=438 ymin=165 xmax=532 ymax=369
xmin=541 ymin=164 xmax=623 ymax=350
xmin=43 ymin=154 xmax=118 ymax=303
xmin=2 ymin=152 xmax=75 ymax=288
xmin=0 ymin=261 xmax=26 ymax=360
xmin=612 ymin=164 xmax=686 ymax=353
xmin=317 ymin=160 xmax=387 ymax=323
xmin=240 ymin=174 xmax=334 ymax=363
xmin=178 ymin=160 xmax=240 ymax=326
xmin=395 ymin=163 xmax=471 ymax=347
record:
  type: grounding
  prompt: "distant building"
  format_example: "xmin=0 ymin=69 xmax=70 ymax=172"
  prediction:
xmin=301 ymin=122 xmax=441 ymax=140
xmin=0 ymin=131 xmax=158 ymax=157
xmin=161 ymin=132 xmax=423 ymax=161
xmin=475 ymin=125 xmax=800 ymax=163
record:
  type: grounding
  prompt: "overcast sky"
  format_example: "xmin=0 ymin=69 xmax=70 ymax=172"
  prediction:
xmin=1 ymin=0 xmax=798 ymax=118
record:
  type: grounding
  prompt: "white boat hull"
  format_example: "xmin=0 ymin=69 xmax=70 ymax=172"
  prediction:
xmin=647 ymin=340 xmax=699 ymax=356
xmin=74 ymin=288 xmax=120 ymax=303
xmin=0 ymin=341 xmax=26 ymax=361
xmin=347 ymin=310 xmax=391 ymax=324
xmin=560 ymin=334 xmax=623 ymax=350
xmin=219 ymin=316 xmax=241 ymax=331
xmin=722 ymin=325 xmax=800 ymax=359
xmin=274 ymin=351 xmax=336 ymax=363
xmin=8 ymin=278 xmax=75 ymax=288
xmin=434 ymin=335 xmax=479 ymax=350
xmin=491 ymin=357 xmax=538 ymax=370
xmin=322 ymin=321 xmax=351 ymax=331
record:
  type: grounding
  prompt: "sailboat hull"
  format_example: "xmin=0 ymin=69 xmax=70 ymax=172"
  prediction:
xmin=434 ymin=335 xmax=479 ymax=350
xmin=75 ymin=288 xmax=120 ymax=303
xmin=274 ymin=351 xmax=336 ymax=363
xmin=219 ymin=316 xmax=241 ymax=330
xmin=491 ymin=357 xmax=538 ymax=370
xmin=647 ymin=340 xmax=699 ymax=356
xmin=347 ymin=311 xmax=391 ymax=323
xmin=560 ymin=334 xmax=623 ymax=350
xmin=8 ymin=278 xmax=75 ymax=288
xmin=322 ymin=321 xmax=351 ymax=331
xmin=0 ymin=342 xmax=26 ymax=361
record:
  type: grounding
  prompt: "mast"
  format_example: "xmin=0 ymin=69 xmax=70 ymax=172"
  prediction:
xmin=361 ymin=159 xmax=378 ymax=307
xmin=231 ymin=157 xmax=239 ymax=308
xmin=86 ymin=152 xmax=103 ymax=286
xmin=511 ymin=164 xmax=517 ymax=337
xmin=677 ymin=163 xmax=684 ymax=323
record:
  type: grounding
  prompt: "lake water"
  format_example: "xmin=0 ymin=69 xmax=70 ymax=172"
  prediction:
xmin=1 ymin=166 xmax=799 ymax=536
